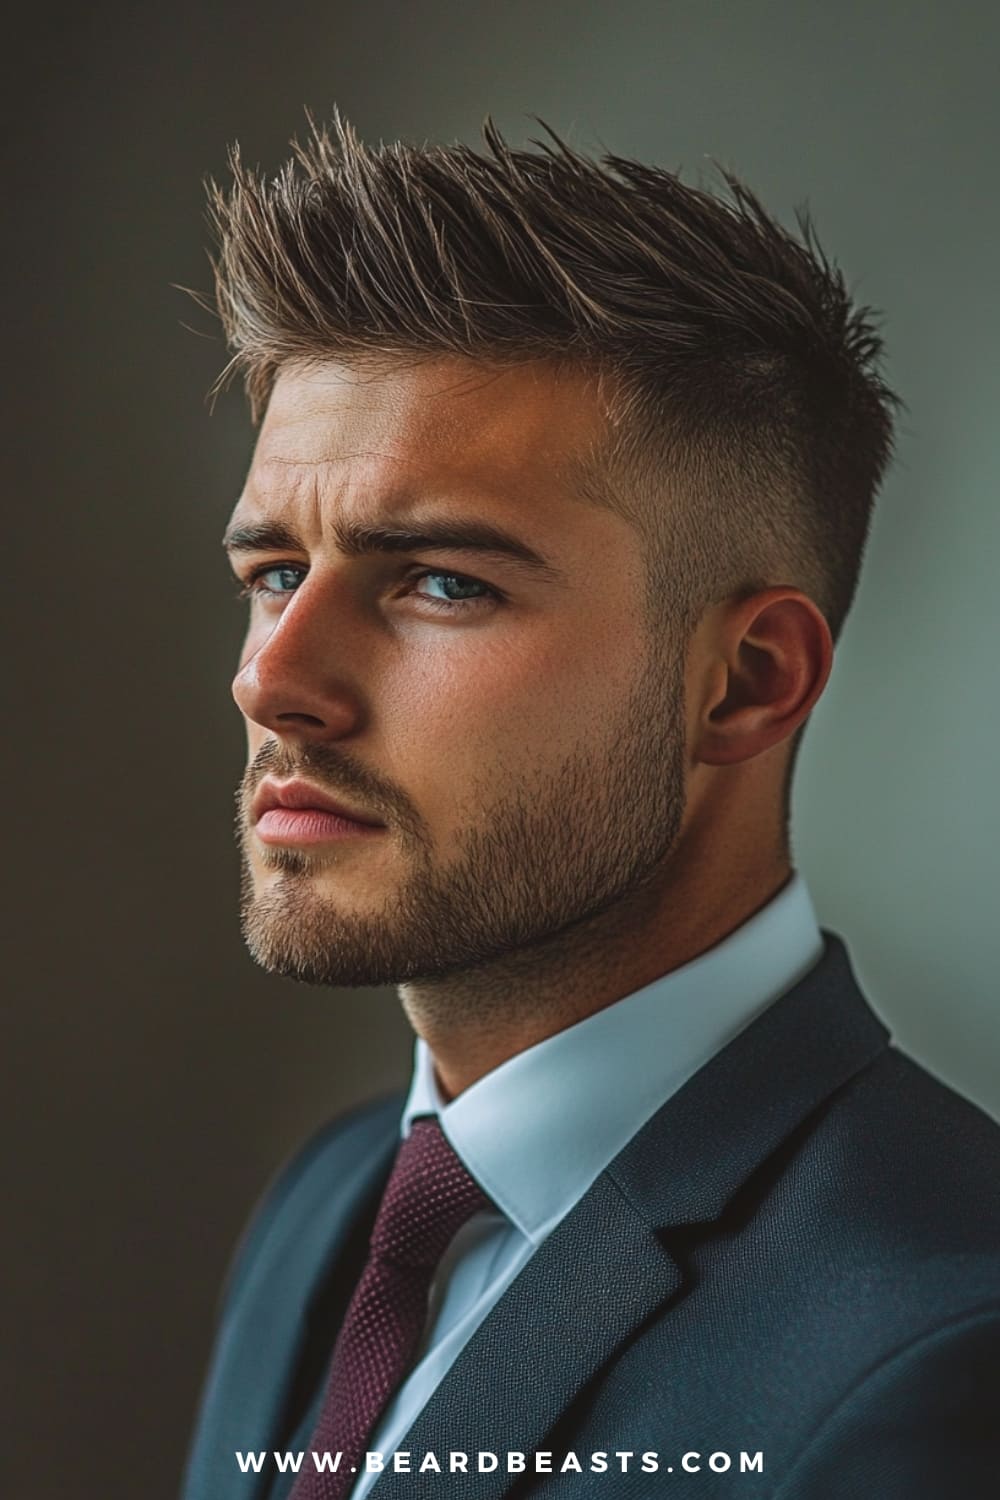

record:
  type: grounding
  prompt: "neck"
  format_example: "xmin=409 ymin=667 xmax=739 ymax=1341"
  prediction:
xmin=399 ymin=832 xmax=792 ymax=1101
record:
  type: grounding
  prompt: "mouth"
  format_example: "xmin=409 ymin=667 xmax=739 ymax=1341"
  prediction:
xmin=251 ymin=778 xmax=387 ymax=845
xmin=254 ymin=806 xmax=386 ymax=845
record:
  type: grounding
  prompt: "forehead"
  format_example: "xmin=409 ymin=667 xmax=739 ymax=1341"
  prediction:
xmin=243 ymin=355 xmax=613 ymax=515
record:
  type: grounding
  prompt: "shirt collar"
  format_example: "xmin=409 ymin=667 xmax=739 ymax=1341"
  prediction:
xmin=401 ymin=871 xmax=823 ymax=1245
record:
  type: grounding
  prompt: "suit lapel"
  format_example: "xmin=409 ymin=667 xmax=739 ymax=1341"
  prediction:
xmin=608 ymin=931 xmax=890 ymax=1224
xmin=370 ymin=1174 xmax=681 ymax=1499
xmin=371 ymin=931 xmax=890 ymax=1499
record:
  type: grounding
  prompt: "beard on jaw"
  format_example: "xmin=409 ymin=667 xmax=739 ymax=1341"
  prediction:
xmin=237 ymin=633 xmax=688 ymax=992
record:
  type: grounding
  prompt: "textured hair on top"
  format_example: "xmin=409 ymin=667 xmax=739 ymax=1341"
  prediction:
xmin=202 ymin=106 xmax=901 ymax=659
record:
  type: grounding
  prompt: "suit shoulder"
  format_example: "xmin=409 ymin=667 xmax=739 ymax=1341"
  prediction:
xmin=790 ymin=1044 xmax=1000 ymax=1300
xmin=838 ymin=1044 xmax=1000 ymax=1199
xmin=216 ymin=1089 xmax=404 ymax=1319
xmin=276 ymin=1089 xmax=406 ymax=1185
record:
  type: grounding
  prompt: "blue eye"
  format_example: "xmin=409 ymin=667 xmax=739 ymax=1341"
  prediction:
xmin=414 ymin=571 xmax=493 ymax=604
xmin=235 ymin=564 xmax=305 ymax=601
xmin=234 ymin=562 xmax=500 ymax=614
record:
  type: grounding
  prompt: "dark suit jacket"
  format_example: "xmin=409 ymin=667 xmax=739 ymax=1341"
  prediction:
xmin=181 ymin=932 xmax=1000 ymax=1497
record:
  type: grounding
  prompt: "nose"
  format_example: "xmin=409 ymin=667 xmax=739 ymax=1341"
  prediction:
xmin=231 ymin=573 xmax=366 ymax=740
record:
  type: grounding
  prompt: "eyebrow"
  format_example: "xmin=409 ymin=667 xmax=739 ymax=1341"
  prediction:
xmin=221 ymin=515 xmax=564 ymax=580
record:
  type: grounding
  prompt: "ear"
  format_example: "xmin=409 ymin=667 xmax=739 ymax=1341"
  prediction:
xmin=694 ymin=588 xmax=834 ymax=768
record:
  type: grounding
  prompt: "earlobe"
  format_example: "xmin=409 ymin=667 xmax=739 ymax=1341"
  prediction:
xmin=696 ymin=589 xmax=833 ymax=768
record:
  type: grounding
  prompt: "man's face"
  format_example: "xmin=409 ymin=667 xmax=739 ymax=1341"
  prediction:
xmin=226 ymin=356 xmax=691 ymax=988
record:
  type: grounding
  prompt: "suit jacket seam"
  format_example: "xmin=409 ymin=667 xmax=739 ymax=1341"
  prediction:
xmin=771 ymin=1299 xmax=1000 ymax=1498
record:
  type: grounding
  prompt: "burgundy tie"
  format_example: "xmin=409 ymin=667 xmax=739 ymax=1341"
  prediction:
xmin=289 ymin=1115 xmax=492 ymax=1500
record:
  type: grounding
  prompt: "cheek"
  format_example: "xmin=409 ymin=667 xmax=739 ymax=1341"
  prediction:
xmin=380 ymin=622 xmax=628 ymax=771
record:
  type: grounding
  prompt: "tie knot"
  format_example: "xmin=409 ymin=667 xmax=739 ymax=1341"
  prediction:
xmin=369 ymin=1116 xmax=491 ymax=1271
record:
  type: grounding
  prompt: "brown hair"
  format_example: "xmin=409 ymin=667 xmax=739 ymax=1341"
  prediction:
xmin=200 ymin=108 xmax=902 ymax=808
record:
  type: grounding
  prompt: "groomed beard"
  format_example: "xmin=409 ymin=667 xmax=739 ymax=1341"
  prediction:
xmin=237 ymin=631 xmax=687 ymax=990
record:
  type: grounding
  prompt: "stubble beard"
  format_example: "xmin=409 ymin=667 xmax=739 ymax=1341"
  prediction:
xmin=237 ymin=635 xmax=688 ymax=991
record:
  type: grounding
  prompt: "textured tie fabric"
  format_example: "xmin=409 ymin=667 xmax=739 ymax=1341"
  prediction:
xmin=289 ymin=1115 xmax=492 ymax=1500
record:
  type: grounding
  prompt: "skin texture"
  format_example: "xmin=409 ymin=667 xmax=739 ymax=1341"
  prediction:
xmin=226 ymin=355 xmax=833 ymax=1099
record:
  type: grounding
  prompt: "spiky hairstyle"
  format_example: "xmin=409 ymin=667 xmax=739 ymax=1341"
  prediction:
xmin=202 ymin=107 xmax=901 ymax=647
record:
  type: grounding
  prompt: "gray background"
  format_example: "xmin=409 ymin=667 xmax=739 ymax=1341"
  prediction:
xmin=6 ymin=2 xmax=998 ymax=1496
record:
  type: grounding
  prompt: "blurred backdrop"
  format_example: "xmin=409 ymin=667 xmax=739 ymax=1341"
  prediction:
xmin=6 ymin=2 xmax=999 ymax=1495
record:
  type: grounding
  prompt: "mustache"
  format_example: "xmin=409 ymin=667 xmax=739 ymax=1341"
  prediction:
xmin=237 ymin=740 xmax=425 ymax=843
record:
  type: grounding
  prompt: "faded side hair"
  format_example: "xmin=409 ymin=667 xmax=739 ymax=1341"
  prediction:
xmin=199 ymin=106 xmax=902 ymax=664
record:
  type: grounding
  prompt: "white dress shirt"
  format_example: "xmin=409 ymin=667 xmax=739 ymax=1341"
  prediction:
xmin=348 ymin=872 xmax=823 ymax=1498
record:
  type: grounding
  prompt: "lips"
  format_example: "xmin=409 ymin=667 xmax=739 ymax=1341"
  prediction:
xmin=251 ymin=778 xmax=384 ymax=827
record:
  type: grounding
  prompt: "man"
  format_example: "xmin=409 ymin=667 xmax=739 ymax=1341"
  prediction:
xmin=181 ymin=110 xmax=1000 ymax=1497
